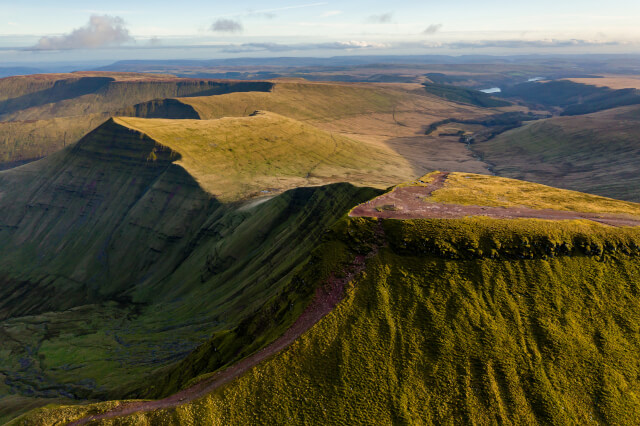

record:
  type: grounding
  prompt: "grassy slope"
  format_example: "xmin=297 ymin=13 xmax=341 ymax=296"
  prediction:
xmin=0 ymin=114 xmax=385 ymax=421
xmin=473 ymin=105 xmax=640 ymax=202
xmin=19 ymin=215 xmax=640 ymax=425
xmin=16 ymin=176 xmax=640 ymax=425
xmin=116 ymin=113 xmax=411 ymax=201
xmin=0 ymin=73 xmax=272 ymax=168
xmin=430 ymin=172 xmax=640 ymax=215
xmin=182 ymin=81 xmax=406 ymax=121
xmin=179 ymin=81 xmax=494 ymax=177
xmin=180 ymin=81 xmax=488 ymax=125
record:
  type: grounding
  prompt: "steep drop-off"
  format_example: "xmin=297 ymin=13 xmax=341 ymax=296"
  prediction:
xmin=0 ymin=115 xmax=382 ymax=422
xmin=0 ymin=73 xmax=273 ymax=169
xmin=115 ymin=112 xmax=412 ymax=201
xmin=16 ymin=174 xmax=640 ymax=425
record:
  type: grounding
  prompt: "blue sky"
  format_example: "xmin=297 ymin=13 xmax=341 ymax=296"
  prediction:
xmin=1 ymin=0 xmax=640 ymax=63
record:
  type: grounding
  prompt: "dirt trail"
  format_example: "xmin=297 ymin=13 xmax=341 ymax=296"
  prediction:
xmin=349 ymin=172 xmax=640 ymax=227
xmin=69 ymin=252 xmax=373 ymax=425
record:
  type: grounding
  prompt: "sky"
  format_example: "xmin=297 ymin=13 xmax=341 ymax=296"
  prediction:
xmin=1 ymin=0 xmax=640 ymax=65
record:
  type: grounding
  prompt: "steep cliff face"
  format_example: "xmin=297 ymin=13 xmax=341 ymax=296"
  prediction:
xmin=0 ymin=115 xmax=380 ymax=421
xmin=0 ymin=118 xmax=215 ymax=318
xmin=13 ymin=175 xmax=640 ymax=426
xmin=117 ymin=98 xmax=201 ymax=119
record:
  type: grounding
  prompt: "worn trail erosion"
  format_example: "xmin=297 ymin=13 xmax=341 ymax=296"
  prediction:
xmin=350 ymin=172 xmax=640 ymax=227
xmin=69 ymin=252 xmax=374 ymax=424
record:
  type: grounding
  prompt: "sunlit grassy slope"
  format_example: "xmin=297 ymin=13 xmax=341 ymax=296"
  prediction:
xmin=17 ymin=175 xmax=640 ymax=425
xmin=429 ymin=172 xmax=640 ymax=215
xmin=116 ymin=112 xmax=412 ymax=201
xmin=180 ymin=81 xmax=487 ymax=124
xmin=0 ymin=72 xmax=272 ymax=168
xmin=473 ymin=105 xmax=640 ymax=202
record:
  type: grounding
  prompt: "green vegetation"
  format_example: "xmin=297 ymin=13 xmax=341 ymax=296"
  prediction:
xmin=5 ymin=70 xmax=640 ymax=425
xmin=116 ymin=113 xmax=412 ymax=201
xmin=424 ymin=112 xmax=549 ymax=142
xmin=17 ymin=212 xmax=640 ymax=425
xmin=500 ymin=80 xmax=640 ymax=115
xmin=180 ymin=81 xmax=407 ymax=121
xmin=422 ymin=82 xmax=511 ymax=108
xmin=474 ymin=105 xmax=640 ymax=202
xmin=0 ymin=114 xmax=382 ymax=421
xmin=430 ymin=172 xmax=640 ymax=215
xmin=0 ymin=73 xmax=273 ymax=168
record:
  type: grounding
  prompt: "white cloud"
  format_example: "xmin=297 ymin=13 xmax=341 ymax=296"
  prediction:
xmin=211 ymin=19 xmax=243 ymax=33
xmin=367 ymin=13 xmax=393 ymax=24
xmin=423 ymin=24 xmax=443 ymax=35
xmin=31 ymin=15 xmax=133 ymax=50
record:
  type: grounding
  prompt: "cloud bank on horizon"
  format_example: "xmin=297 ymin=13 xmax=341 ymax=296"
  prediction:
xmin=1 ymin=0 xmax=638 ymax=61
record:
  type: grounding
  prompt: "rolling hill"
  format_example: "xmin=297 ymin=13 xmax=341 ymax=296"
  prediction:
xmin=500 ymin=80 xmax=640 ymax=115
xmin=473 ymin=105 xmax=640 ymax=202
xmin=0 ymin=73 xmax=272 ymax=169
xmin=173 ymin=80 xmax=495 ymax=175
xmin=115 ymin=112 xmax=411 ymax=201
xmin=13 ymin=173 xmax=640 ymax=425
xmin=1 ymin=76 xmax=500 ymax=176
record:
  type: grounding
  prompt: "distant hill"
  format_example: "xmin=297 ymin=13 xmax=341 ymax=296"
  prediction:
xmin=0 ymin=67 xmax=43 ymax=79
xmin=473 ymin=105 xmax=640 ymax=202
xmin=422 ymin=82 xmax=512 ymax=108
xmin=500 ymin=80 xmax=640 ymax=115
xmin=0 ymin=72 xmax=272 ymax=168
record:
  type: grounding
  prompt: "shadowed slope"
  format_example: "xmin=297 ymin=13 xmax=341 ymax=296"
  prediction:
xmin=0 ymin=113 xmax=384 ymax=421
xmin=0 ymin=73 xmax=273 ymax=169
xmin=18 ymin=176 xmax=640 ymax=425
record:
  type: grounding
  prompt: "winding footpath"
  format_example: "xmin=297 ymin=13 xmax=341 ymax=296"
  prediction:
xmin=69 ymin=252 xmax=373 ymax=425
